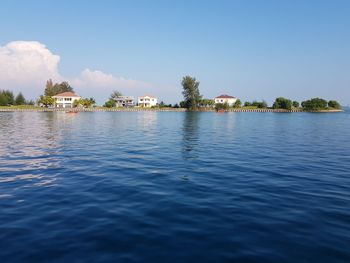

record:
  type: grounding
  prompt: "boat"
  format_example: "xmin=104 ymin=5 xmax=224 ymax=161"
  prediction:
xmin=216 ymin=109 xmax=227 ymax=113
xmin=66 ymin=111 xmax=78 ymax=114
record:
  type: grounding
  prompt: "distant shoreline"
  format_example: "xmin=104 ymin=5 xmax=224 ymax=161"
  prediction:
xmin=0 ymin=107 xmax=343 ymax=113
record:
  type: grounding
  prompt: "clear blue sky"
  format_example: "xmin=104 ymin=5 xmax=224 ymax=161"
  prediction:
xmin=0 ymin=0 xmax=349 ymax=105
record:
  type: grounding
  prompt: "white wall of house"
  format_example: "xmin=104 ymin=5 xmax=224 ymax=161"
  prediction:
xmin=52 ymin=96 xmax=81 ymax=108
xmin=114 ymin=96 xmax=135 ymax=107
xmin=214 ymin=97 xmax=237 ymax=106
xmin=137 ymin=96 xmax=158 ymax=107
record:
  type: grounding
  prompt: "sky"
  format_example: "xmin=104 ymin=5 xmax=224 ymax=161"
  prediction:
xmin=0 ymin=0 xmax=349 ymax=105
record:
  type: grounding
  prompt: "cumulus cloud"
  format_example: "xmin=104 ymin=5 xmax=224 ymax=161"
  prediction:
xmin=0 ymin=41 xmax=62 ymax=93
xmin=0 ymin=41 xmax=152 ymax=102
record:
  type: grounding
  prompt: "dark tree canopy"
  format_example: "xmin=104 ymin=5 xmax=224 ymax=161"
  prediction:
xmin=104 ymin=99 xmax=116 ymax=108
xmin=0 ymin=90 xmax=15 ymax=106
xmin=301 ymin=98 xmax=328 ymax=110
xmin=44 ymin=79 xmax=74 ymax=96
xmin=244 ymin=101 xmax=267 ymax=108
xmin=110 ymin=90 xmax=123 ymax=100
xmin=273 ymin=97 xmax=292 ymax=110
xmin=244 ymin=101 xmax=252 ymax=107
xmin=233 ymin=99 xmax=242 ymax=108
xmin=15 ymin=92 xmax=26 ymax=105
xmin=181 ymin=76 xmax=202 ymax=110
xmin=292 ymin=101 xmax=300 ymax=108
xmin=328 ymin=100 xmax=341 ymax=109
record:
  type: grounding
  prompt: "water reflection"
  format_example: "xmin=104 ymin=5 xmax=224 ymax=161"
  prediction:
xmin=182 ymin=112 xmax=201 ymax=160
xmin=0 ymin=112 xmax=64 ymax=189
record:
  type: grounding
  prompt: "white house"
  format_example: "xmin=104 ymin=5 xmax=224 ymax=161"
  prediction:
xmin=214 ymin=94 xmax=237 ymax=106
xmin=52 ymin=92 xmax=81 ymax=108
xmin=138 ymin=95 xmax=158 ymax=107
xmin=114 ymin=96 xmax=135 ymax=107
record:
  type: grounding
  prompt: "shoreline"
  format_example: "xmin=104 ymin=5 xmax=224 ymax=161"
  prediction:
xmin=0 ymin=107 xmax=343 ymax=113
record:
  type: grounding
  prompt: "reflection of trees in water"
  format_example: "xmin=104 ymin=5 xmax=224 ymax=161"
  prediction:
xmin=182 ymin=112 xmax=201 ymax=160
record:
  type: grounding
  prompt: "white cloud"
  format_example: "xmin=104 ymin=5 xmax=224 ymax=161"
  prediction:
xmin=0 ymin=41 xmax=62 ymax=94
xmin=0 ymin=41 xmax=152 ymax=103
xmin=71 ymin=69 xmax=152 ymax=101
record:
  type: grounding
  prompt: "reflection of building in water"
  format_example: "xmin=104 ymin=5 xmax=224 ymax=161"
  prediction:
xmin=0 ymin=112 xmax=63 ymax=188
xmin=136 ymin=112 xmax=158 ymax=133
xmin=182 ymin=112 xmax=201 ymax=160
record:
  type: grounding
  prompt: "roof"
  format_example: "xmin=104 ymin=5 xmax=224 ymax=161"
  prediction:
xmin=52 ymin=92 xmax=80 ymax=97
xmin=215 ymin=94 xmax=236 ymax=99
xmin=138 ymin=95 xmax=157 ymax=99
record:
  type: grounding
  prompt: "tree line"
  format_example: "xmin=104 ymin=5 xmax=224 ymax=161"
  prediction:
xmin=180 ymin=75 xmax=341 ymax=111
xmin=1 ymin=76 xmax=342 ymax=111
xmin=0 ymin=90 xmax=34 ymax=106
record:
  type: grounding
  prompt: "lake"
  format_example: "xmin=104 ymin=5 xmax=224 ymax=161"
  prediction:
xmin=1 ymin=111 xmax=350 ymax=262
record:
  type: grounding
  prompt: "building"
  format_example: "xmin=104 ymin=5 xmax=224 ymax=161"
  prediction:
xmin=137 ymin=95 xmax=158 ymax=107
xmin=52 ymin=92 xmax=81 ymax=108
xmin=214 ymin=94 xmax=237 ymax=106
xmin=114 ymin=96 xmax=135 ymax=107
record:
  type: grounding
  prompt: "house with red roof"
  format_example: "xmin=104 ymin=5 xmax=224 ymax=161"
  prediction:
xmin=52 ymin=92 xmax=81 ymax=108
xmin=137 ymin=95 xmax=158 ymax=107
xmin=214 ymin=94 xmax=238 ymax=106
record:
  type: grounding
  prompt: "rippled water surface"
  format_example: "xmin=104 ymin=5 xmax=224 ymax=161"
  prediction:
xmin=1 ymin=111 xmax=350 ymax=262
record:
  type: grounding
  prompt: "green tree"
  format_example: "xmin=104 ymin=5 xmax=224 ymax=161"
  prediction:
xmin=233 ymin=99 xmax=242 ymax=108
xmin=273 ymin=97 xmax=292 ymax=110
xmin=301 ymin=98 xmax=328 ymax=110
xmin=15 ymin=92 xmax=26 ymax=105
xmin=292 ymin=101 xmax=300 ymax=108
xmin=244 ymin=101 xmax=252 ymax=107
xmin=215 ymin=102 xmax=229 ymax=111
xmin=44 ymin=79 xmax=55 ymax=96
xmin=0 ymin=92 xmax=6 ymax=106
xmin=251 ymin=101 xmax=268 ymax=108
xmin=44 ymin=79 xmax=74 ymax=96
xmin=0 ymin=90 xmax=15 ymax=106
xmin=110 ymin=90 xmax=123 ymax=100
xmin=199 ymin=99 xmax=214 ymax=108
xmin=73 ymin=98 xmax=96 ymax=108
xmin=104 ymin=99 xmax=116 ymax=108
xmin=181 ymin=76 xmax=202 ymax=110
xmin=38 ymin=95 xmax=54 ymax=107
xmin=328 ymin=100 xmax=341 ymax=109
xmin=179 ymin=101 xmax=188 ymax=108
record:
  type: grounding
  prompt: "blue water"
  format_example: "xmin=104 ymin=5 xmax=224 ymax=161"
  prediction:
xmin=1 ymin=111 xmax=350 ymax=262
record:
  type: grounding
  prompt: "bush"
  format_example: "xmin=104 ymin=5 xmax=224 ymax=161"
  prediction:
xmin=301 ymin=98 xmax=328 ymax=110
xmin=215 ymin=102 xmax=229 ymax=110
xmin=0 ymin=90 xmax=15 ymax=106
xmin=273 ymin=97 xmax=292 ymax=110
xmin=252 ymin=101 xmax=268 ymax=108
xmin=15 ymin=92 xmax=26 ymax=105
xmin=328 ymin=100 xmax=341 ymax=109
xmin=104 ymin=99 xmax=116 ymax=108
xmin=233 ymin=99 xmax=242 ymax=108
xmin=292 ymin=101 xmax=300 ymax=108
xmin=244 ymin=102 xmax=252 ymax=107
